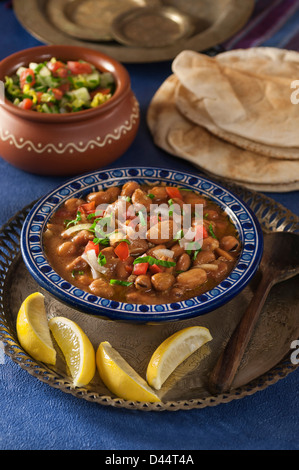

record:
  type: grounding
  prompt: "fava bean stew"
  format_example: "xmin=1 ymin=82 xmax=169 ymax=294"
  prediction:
xmin=43 ymin=182 xmax=241 ymax=305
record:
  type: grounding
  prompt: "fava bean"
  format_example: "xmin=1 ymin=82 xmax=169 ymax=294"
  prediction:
xmin=151 ymin=273 xmax=175 ymax=291
xmin=57 ymin=241 xmax=77 ymax=257
xmin=176 ymin=253 xmax=191 ymax=272
xmin=220 ymin=235 xmax=240 ymax=252
xmin=121 ymin=181 xmax=140 ymax=198
xmin=176 ymin=268 xmax=207 ymax=289
xmin=135 ymin=275 xmax=152 ymax=291
xmin=66 ymin=256 xmax=88 ymax=272
xmin=64 ymin=197 xmax=85 ymax=213
xmin=201 ymin=236 xmax=219 ymax=251
xmin=193 ymin=250 xmax=216 ymax=266
xmin=89 ymin=278 xmax=114 ymax=298
xmin=72 ymin=230 xmax=94 ymax=246
xmin=132 ymin=188 xmax=152 ymax=211
xmin=149 ymin=186 xmax=168 ymax=202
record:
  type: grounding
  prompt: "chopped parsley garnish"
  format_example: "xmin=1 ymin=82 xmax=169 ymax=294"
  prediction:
xmin=71 ymin=270 xmax=84 ymax=278
xmin=209 ymin=224 xmax=217 ymax=239
xmin=98 ymin=253 xmax=107 ymax=266
xmin=133 ymin=256 xmax=176 ymax=268
xmin=173 ymin=229 xmax=184 ymax=240
xmin=93 ymin=236 xmax=110 ymax=246
xmin=64 ymin=211 xmax=82 ymax=228
xmin=109 ymin=279 xmax=133 ymax=286
xmin=87 ymin=210 xmax=104 ymax=220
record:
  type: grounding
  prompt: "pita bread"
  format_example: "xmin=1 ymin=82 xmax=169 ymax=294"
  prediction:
xmin=199 ymin=167 xmax=299 ymax=193
xmin=175 ymin=83 xmax=299 ymax=160
xmin=172 ymin=49 xmax=299 ymax=149
xmin=146 ymin=75 xmax=299 ymax=192
xmin=217 ymin=47 xmax=299 ymax=79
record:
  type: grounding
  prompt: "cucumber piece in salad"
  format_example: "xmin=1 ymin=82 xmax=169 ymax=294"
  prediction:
xmin=4 ymin=57 xmax=115 ymax=113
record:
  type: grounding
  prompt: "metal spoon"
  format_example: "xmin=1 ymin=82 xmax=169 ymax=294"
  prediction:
xmin=209 ymin=231 xmax=299 ymax=395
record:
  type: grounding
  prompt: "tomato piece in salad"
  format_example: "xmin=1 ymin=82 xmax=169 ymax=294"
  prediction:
xmin=47 ymin=60 xmax=68 ymax=78
xmin=67 ymin=61 xmax=93 ymax=75
xmin=19 ymin=68 xmax=35 ymax=89
xmin=19 ymin=98 xmax=33 ymax=110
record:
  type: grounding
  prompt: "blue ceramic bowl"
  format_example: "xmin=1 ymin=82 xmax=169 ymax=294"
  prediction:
xmin=20 ymin=167 xmax=263 ymax=323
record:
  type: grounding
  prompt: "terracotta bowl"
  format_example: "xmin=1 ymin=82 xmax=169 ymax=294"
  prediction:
xmin=0 ymin=45 xmax=140 ymax=176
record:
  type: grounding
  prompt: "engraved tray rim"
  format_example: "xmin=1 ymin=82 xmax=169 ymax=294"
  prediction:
xmin=0 ymin=179 xmax=298 ymax=411
xmin=12 ymin=0 xmax=255 ymax=63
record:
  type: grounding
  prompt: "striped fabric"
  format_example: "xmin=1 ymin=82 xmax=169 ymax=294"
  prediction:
xmin=222 ymin=0 xmax=299 ymax=51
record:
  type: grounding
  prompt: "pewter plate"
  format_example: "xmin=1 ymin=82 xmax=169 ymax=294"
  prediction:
xmin=111 ymin=6 xmax=195 ymax=48
xmin=47 ymin=0 xmax=154 ymax=42
xmin=0 ymin=180 xmax=298 ymax=411
xmin=13 ymin=0 xmax=255 ymax=63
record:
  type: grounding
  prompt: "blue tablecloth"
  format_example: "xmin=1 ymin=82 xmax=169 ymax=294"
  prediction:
xmin=0 ymin=0 xmax=299 ymax=451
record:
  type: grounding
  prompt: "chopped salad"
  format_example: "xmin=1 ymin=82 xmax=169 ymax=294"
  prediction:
xmin=4 ymin=58 xmax=115 ymax=113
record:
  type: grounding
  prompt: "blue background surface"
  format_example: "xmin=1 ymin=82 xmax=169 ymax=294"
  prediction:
xmin=0 ymin=1 xmax=298 ymax=450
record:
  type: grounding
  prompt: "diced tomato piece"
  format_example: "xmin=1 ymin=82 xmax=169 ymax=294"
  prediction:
xmin=47 ymin=61 xmax=68 ymax=77
xmin=166 ymin=187 xmax=182 ymax=200
xmin=84 ymin=241 xmax=100 ymax=256
xmin=133 ymin=262 xmax=149 ymax=275
xmin=114 ymin=241 xmax=130 ymax=261
xmin=149 ymin=264 xmax=163 ymax=274
xmin=19 ymin=98 xmax=33 ymax=110
xmin=47 ymin=61 xmax=64 ymax=72
xmin=67 ymin=61 xmax=93 ymax=75
xmin=79 ymin=201 xmax=96 ymax=215
xmin=20 ymin=68 xmax=35 ymax=89
xmin=194 ymin=225 xmax=208 ymax=241
xmin=50 ymin=88 xmax=63 ymax=101
xmin=56 ymin=67 xmax=69 ymax=78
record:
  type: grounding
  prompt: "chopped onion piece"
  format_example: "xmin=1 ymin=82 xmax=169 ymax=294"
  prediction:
xmin=81 ymin=250 xmax=108 ymax=279
xmin=152 ymin=248 xmax=174 ymax=259
xmin=61 ymin=223 xmax=92 ymax=237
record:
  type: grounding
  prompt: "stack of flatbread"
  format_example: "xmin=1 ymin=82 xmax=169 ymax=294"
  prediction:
xmin=147 ymin=48 xmax=299 ymax=192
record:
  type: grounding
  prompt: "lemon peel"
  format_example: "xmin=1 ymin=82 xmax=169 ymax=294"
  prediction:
xmin=96 ymin=341 xmax=160 ymax=403
xmin=16 ymin=292 xmax=56 ymax=365
xmin=49 ymin=316 xmax=95 ymax=387
xmin=146 ymin=326 xmax=212 ymax=390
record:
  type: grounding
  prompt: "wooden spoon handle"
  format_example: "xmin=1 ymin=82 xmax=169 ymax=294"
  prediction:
xmin=209 ymin=272 xmax=274 ymax=395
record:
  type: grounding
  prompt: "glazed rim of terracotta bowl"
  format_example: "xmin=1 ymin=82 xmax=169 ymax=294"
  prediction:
xmin=0 ymin=45 xmax=131 ymax=123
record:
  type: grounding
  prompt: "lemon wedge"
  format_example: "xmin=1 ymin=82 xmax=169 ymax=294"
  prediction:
xmin=146 ymin=326 xmax=212 ymax=390
xmin=96 ymin=341 xmax=161 ymax=403
xmin=16 ymin=292 xmax=56 ymax=365
xmin=49 ymin=316 xmax=95 ymax=387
